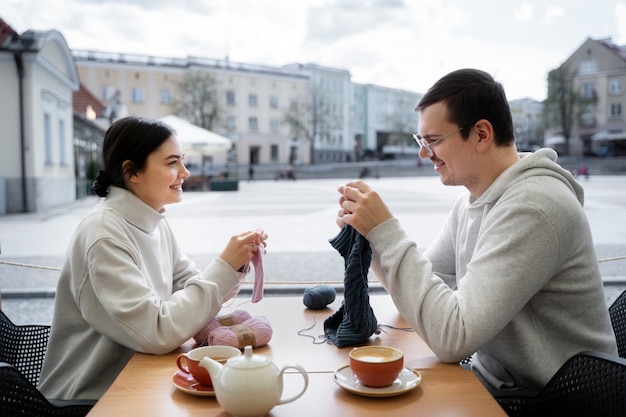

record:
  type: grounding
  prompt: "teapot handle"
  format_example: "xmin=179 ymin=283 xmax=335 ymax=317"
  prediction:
xmin=277 ymin=364 xmax=309 ymax=405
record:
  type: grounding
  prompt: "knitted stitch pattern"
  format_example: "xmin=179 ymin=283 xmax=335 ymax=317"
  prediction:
xmin=324 ymin=225 xmax=378 ymax=347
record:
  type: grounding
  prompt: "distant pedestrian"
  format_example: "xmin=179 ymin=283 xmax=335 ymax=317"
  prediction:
xmin=248 ymin=164 xmax=255 ymax=181
xmin=39 ymin=116 xmax=267 ymax=401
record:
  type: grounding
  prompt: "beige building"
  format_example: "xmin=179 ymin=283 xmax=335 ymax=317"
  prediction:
xmin=73 ymin=51 xmax=312 ymax=169
xmin=547 ymin=37 xmax=626 ymax=156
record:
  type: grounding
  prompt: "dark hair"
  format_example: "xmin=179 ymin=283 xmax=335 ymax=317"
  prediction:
xmin=415 ymin=68 xmax=514 ymax=146
xmin=92 ymin=116 xmax=175 ymax=197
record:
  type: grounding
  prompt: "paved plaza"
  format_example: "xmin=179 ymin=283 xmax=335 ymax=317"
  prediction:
xmin=1 ymin=175 xmax=626 ymax=324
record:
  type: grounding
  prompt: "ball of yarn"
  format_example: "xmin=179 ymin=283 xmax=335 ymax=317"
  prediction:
xmin=303 ymin=285 xmax=336 ymax=310
xmin=194 ymin=310 xmax=253 ymax=346
xmin=209 ymin=316 xmax=273 ymax=348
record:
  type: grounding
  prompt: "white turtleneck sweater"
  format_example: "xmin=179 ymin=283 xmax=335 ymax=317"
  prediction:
xmin=39 ymin=186 xmax=243 ymax=400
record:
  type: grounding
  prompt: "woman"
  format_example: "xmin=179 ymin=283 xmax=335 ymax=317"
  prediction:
xmin=39 ymin=116 xmax=266 ymax=400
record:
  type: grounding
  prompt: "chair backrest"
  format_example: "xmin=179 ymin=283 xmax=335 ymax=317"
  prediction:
xmin=0 ymin=310 xmax=51 ymax=386
xmin=497 ymin=351 xmax=626 ymax=417
xmin=609 ymin=289 xmax=626 ymax=358
xmin=0 ymin=362 xmax=94 ymax=417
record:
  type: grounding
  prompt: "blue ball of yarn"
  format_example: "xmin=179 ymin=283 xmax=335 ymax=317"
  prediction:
xmin=303 ymin=285 xmax=336 ymax=310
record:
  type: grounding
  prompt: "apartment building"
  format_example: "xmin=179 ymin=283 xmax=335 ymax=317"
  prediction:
xmin=354 ymin=84 xmax=422 ymax=160
xmin=74 ymin=51 xmax=311 ymax=168
xmin=546 ymin=37 xmax=626 ymax=156
xmin=509 ymin=98 xmax=544 ymax=151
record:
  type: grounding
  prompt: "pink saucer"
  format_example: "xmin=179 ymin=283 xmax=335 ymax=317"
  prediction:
xmin=171 ymin=371 xmax=216 ymax=397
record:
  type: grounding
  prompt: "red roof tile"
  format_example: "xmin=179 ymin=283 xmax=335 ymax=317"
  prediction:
xmin=73 ymin=84 xmax=106 ymax=118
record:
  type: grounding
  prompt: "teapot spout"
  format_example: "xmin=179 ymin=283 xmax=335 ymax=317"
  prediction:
xmin=199 ymin=356 xmax=223 ymax=381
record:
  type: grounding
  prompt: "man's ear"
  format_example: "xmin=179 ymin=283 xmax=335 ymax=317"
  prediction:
xmin=473 ymin=119 xmax=494 ymax=151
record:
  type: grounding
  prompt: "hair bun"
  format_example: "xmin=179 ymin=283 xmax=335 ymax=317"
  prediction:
xmin=93 ymin=170 xmax=112 ymax=197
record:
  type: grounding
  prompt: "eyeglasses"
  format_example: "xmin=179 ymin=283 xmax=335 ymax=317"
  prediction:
xmin=412 ymin=127 xmax=464 ymax=157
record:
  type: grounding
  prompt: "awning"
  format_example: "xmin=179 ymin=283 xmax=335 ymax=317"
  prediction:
xmin=159 ymin=115 xmax=232 ymax=155
xmin=591 ymin=131 xmax=626 ymax=142
xmin=544 ymin=135 xmax=566 ymax=146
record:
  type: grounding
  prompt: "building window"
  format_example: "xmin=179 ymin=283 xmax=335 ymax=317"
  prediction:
xmin=579 ymin=59 xmax=597 ymax=74
xmin=227 ymin=116 xmax=236 ymax=130
xmin=270 ymin=118 xmax=279 ymax=133
xmin=226 ymin=90 xmax=236 ymax=106
xmin=59 ymin=118 xmax=67 ymax=165
xmin=131 ymin=88 xmax=144 ymax=103
xmin=249 ymin=117 xmax=258 ymax=131
xmin=582 ymin=83 xmax=595 ymax=99
xmin=160 ymin=89 xmax=172 ymax=105
xmin=271 ymin=144 xmax=279 ymax=161
xmin=102 ymin=85 xmax=116 ymax=101
xmin=44 ymin=113 xmax=53 ymax=165
xmin=270 ymin=95 xmax=279 ymax=108
xmin=249 ymin=94 xmax=258 ymax=107
xmin=610 ymin=102 xmax=622 ymax=118
xmin=610 ymin=79 xmax=623 ymax=96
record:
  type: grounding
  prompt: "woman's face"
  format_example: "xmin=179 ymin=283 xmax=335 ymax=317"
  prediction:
xmin=127 ymin=135 xmax=190 ymax=211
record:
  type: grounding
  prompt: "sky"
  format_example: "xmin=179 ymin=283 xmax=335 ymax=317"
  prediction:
xmin=3 ymin=0 xmax=626 ymax=101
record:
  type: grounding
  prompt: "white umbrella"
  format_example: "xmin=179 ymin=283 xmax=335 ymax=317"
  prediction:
xmin=159 ymin=115 xmax=232 ymax=155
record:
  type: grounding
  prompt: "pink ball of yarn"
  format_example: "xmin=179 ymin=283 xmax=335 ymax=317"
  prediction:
xmin=194 ymin=310 xmax=252 ymax=345
xmin=209 ymin=316 xmax=273 ymax=348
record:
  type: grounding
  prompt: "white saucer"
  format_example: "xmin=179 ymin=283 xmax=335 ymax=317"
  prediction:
xmin=171 ymin=371 xmax=216 ymax=397
xmin=333 ymin=365 xmax=422 ymax=397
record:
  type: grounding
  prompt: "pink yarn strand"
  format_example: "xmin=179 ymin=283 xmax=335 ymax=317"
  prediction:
xmin=251 ymin=243 xmax=265 ymax=303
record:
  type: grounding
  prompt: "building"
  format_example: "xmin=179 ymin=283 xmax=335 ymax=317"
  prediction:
xmin=73 ymin=51 xmax=312 ymax=169
xmin=546 ymin=37 xmax=626 ymax=156
xmin=0 ymin=20 xmax=80 ymax=214
xmin=509 ymin=98 xmax=544 ymax=151
xmin=354 ymin=84 xmax=421 ymax=160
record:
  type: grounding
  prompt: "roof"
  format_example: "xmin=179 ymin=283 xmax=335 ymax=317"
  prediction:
xmin=73 ymin=84 xmax=106 ymax=118
xmin=0 ymin=18 xmax=18 ymax=48
xmin=597 ymin=38 xmax=626 ymax=61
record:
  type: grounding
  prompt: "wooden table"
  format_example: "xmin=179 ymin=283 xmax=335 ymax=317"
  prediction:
xmin=87 ymin=295 xmax=506 ymax=416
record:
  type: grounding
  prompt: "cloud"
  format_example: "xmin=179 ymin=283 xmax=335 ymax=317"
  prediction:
xmin=513 ymin=3 xmax=534 ymax=22
xmin=616 ymin=3 xmax=626 ymax=44
xmin=543 ymin=6 xmax=566 ymax=25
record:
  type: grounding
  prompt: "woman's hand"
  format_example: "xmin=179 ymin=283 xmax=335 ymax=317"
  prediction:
xmin=219 ymin=229 xmax=267 ymax=271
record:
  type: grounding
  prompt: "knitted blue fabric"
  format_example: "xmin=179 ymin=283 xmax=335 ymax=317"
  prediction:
xmin=323 ymin=224 xmax=378 ymax=347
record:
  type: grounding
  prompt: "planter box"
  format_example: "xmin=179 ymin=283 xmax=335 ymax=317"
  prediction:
xmin=210 ymin=179 xmax=239 ymax=191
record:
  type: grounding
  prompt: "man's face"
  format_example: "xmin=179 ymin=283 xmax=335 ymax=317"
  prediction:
xmin=418 ymin=102 xmax=479 ymax=190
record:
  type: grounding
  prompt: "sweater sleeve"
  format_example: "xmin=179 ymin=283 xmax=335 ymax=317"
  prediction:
xmin=367 ymin=199 xmax=561 ymax=363
xmin=76 ymin=235 xmax=240 ymax=355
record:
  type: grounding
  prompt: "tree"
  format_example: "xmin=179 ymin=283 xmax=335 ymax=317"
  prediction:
xmin=282 ymin=86 xmax=340 ymax=164
xmin=543 ymin=67 xmax=581 ymax=156
xmin=173 ymin=71 xmax=225 ymax=131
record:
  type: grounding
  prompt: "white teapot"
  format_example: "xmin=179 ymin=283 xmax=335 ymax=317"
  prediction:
xmin=200 ymin=345 xmax=308 ymax=417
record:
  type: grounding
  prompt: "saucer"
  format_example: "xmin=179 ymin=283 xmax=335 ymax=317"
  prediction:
xmin=171 ymin=371 xmax=215 ymax=397
xmin=333 ymin=366 xmax=422 ymax=398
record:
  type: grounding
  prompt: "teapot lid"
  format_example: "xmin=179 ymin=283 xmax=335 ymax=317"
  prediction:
xmin=228 ymin=345 xmax=270 ymax=369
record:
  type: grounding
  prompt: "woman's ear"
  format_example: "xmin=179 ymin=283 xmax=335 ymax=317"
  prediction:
xmin=122 ymin=160 xmax=138 ymax=184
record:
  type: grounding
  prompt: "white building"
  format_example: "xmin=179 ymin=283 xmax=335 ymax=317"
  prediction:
xmin=353 ymin=84 xmax=421 ymax=160
xmin=0 ymin=25 xmax=79 ymax=213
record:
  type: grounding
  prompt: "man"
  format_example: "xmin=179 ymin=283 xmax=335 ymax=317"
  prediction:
xmin=336 ymin=68 xmax=617 ymax=395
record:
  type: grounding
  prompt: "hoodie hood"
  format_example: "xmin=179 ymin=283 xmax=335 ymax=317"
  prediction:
xmin=476 ymin=148 xmax=584 ymax=207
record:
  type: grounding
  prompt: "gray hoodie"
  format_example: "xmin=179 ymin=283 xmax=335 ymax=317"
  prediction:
xmin=368 ymin=148 xmax=618 ymax=394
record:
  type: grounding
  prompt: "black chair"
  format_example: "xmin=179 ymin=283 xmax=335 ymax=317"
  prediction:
xmin=609 ymin=288 xmax=626 ymax=358
xmin=0 ymin=362 xmax=95 ymax=417
xmin=496 ymin=351 xmax=626 ymax=417
xmin=0 ymin=309 xmax=50 ymax=386
xmin=0 ymin=310 xmax=96 ymax=417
